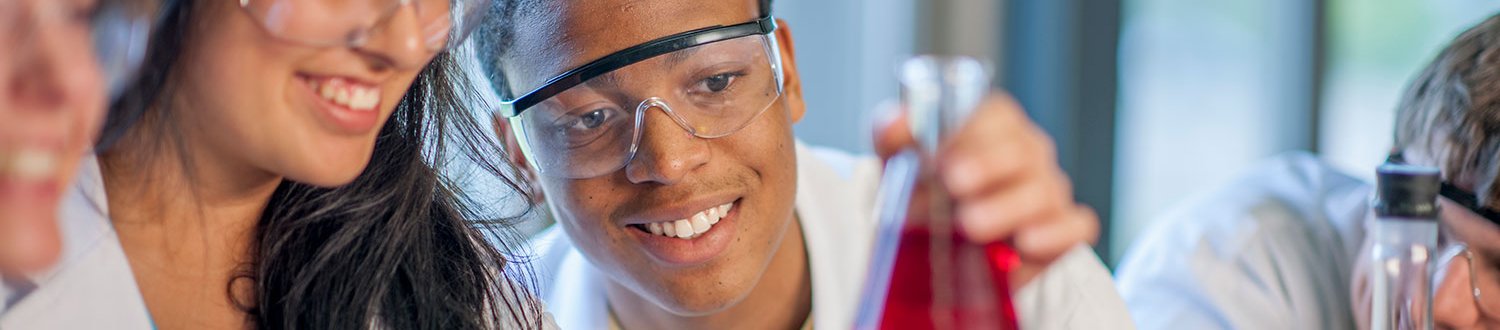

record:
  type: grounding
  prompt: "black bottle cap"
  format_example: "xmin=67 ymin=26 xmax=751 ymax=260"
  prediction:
xmin=1375 ymin=164 xmax=1441 ymax=219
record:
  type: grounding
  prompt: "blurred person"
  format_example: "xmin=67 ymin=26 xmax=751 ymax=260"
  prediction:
xmin=0 ymin=0 xmax=115 ymax=276
xmin=1116 ymin=12 xmax=1500 ymax=330
xmin=0 ymin=0 xmax=556 ymax=328
xmin=472 ymin=0 xmax=1132 ymax=328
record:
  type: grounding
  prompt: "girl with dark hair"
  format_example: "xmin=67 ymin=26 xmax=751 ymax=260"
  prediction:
xmin=1 ymin=0 xmax=553 ymax=329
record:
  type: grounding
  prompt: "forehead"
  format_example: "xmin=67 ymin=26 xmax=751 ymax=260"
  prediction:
xmin=501 ymin=0 xmax=760 ymax=87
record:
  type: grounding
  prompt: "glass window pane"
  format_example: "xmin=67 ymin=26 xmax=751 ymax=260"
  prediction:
xmin=1320 ymin=0 xmax=1500 ymax=182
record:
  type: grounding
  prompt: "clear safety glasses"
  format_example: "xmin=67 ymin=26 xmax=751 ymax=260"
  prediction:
xmin=496 ymin=16 xmax=784 ymax=179
xmin=1435 ymin=182 xmax=1500 ymax=319
xmin=1 ymin=0 xmax=155 ymax=99
xmin=1438 ymin=243 xmax=1500 ymax=320
xmin=238 ymin=0 xmax=490 ymax=52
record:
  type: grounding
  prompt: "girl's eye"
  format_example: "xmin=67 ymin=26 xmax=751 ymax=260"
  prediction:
xmin=571 ymin=109 xmax=612 ymax=130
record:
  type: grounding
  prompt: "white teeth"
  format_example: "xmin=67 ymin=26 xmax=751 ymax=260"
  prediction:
xmin=351 ymin=88 xmax=379 ymax=110
xmin=641 ymin=201 xmax=735 ymax=240
xmin=673 ymin=220 xmax=694 ymax=239
xmin=319 ymin=82 xmax=335 ymax=99
xmin=690 ymin=213 xmax=711 ymax=235
xmin=3 ymin=148 xmax=57 ymax=182
xmin=313 ymin=77 xmax=380 ymax=112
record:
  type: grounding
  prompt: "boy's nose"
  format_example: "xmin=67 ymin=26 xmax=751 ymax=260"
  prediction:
xmin=624 ymin=102 xmax=710 ymax=185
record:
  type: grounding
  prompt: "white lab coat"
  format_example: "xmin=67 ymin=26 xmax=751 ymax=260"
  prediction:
xmin=530 ymin=141 xmax=1133 ymax=329
xmin=1114 ymin=152 xmax=1372 ymax=330
xmin=0 ymin=155 xmax=155 ymax=329
xmin=0 ymin=155 xmax=560 ymax=330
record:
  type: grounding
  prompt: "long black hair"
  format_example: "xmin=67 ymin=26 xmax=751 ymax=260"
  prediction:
xmin=99 ymin=0 xmax=543 ymax=328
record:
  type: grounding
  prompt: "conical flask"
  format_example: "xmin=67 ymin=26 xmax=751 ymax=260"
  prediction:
xmin=855 ymin=56 xmax=1021 ymax=330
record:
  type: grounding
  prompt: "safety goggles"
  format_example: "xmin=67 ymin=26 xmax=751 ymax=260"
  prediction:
xmin=238 ymin=0 xmax=490 ymax=53
xmin=1 ymin=0 xmax=156 ymax=100
xmin=495 ymin=16 xmax=784 ymax=179
xmin=1434 ymin=178 xmax=1500 ymax=320
xmin=1437 ymin=243 xmax=1500 ymax=320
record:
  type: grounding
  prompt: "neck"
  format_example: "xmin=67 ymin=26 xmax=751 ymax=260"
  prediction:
xmin=97 ymin=116 xmax=281 ymax=327
xmin=100 ymin=123 xmax=280 ymax=244
xmin=609 ymin=215 xmax=814 ymax=330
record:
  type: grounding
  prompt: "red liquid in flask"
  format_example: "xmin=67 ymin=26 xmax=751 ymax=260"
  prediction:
xmin=876 ymin=223 xmax=1021 ymax=330
xmin=860 ymin=55 xmax=1019 ymax=330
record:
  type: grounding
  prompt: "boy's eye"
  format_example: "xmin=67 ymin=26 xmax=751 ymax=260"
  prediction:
xmin=703 ymin=74 xmax=734 ymax=92
xmin=696 ymin=72 xmax=744 ymax=93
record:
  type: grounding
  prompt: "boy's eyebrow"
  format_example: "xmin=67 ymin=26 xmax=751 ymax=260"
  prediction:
xmin=663 ymin=46 xmax=704 ymax=68
xmin=590 ymin=70 xmax=623 ymax=90
xmin=585 ymin=46 xmax=702 ymax=90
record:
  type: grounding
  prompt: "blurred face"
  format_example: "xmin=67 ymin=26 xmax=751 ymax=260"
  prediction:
xmin=1351 ymin=182 xmax=1500 ymax=329
xmin=1430 ymin=202 xmax=1500 ymax=329
xmin=500 ymin=0 xmax=804 ymax=315
xmin=172 ymin=0 xmax=443 ymax=186
xmin=0 ymin=0 xmax=107 ymax=272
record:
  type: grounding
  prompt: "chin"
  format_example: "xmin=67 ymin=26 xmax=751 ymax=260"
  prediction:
xmin=656 ymin=292 xmax=748 ymax=317
xmin=287 ymin=139 xmax=380 ymax=187
xmin=286 ymin=160 xmax=371 ymax=188
xmin=647 ymin=274 xmax=757 ymax=317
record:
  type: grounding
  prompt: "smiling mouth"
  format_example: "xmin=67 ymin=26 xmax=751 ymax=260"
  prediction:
xmin=631 ymin=201 xmax=735 ymax=239
xmin=0 ymin=146 xmax=58 ymax=183
xmin=303 ymin=76 xmax=381 ymax=112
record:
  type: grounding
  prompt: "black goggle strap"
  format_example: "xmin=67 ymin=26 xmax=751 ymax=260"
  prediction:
xmin=1389 ymin=151 xmax=1500 ymax=226
xmin=498 ymin=16 xmax=777 ymax=117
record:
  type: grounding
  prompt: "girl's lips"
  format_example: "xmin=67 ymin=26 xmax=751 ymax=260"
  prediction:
xmin=297 ymin=74 xmax=382 ymax=135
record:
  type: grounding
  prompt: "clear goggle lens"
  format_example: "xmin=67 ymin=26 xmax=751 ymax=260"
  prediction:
xmin=1440 ymin=243 xmax=1500 ymax=319
xmin=510 ymin=34 xmax=785 ymax=179
xmin=239 ymin=0 xmax=489 ymax=52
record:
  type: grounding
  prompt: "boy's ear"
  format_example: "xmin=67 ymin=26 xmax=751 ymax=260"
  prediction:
xmin=492 ymin=113 xmax=544 ymax=201
xmin=773 ymin=18 xmax=806 ymax=123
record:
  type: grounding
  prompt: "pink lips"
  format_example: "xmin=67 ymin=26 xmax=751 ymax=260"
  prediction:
xmin=299 ymin=75 xmax=381 ymax=135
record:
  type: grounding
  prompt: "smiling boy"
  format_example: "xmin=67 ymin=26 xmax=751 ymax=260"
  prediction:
xmin=475 ymin=0 xmax=1132 ymax=328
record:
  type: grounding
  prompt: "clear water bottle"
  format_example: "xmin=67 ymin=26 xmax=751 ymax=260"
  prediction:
xmin=1369 ymin=164 xmax=1441 ymax=330
xmin=855 ymin=56 xmax=1020 ymax=330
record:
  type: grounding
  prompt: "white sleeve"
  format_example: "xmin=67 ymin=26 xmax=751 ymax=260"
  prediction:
xmin=1113 ymin=152 xmax=1370 ymax=330
xmin=1013 ymin=244 xmax=1135 ymax=330
xmin=1113 ymin=219 xmax=1276 ymax=330
xmin=1113 ymin=206 xmax=1361 ymax=330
